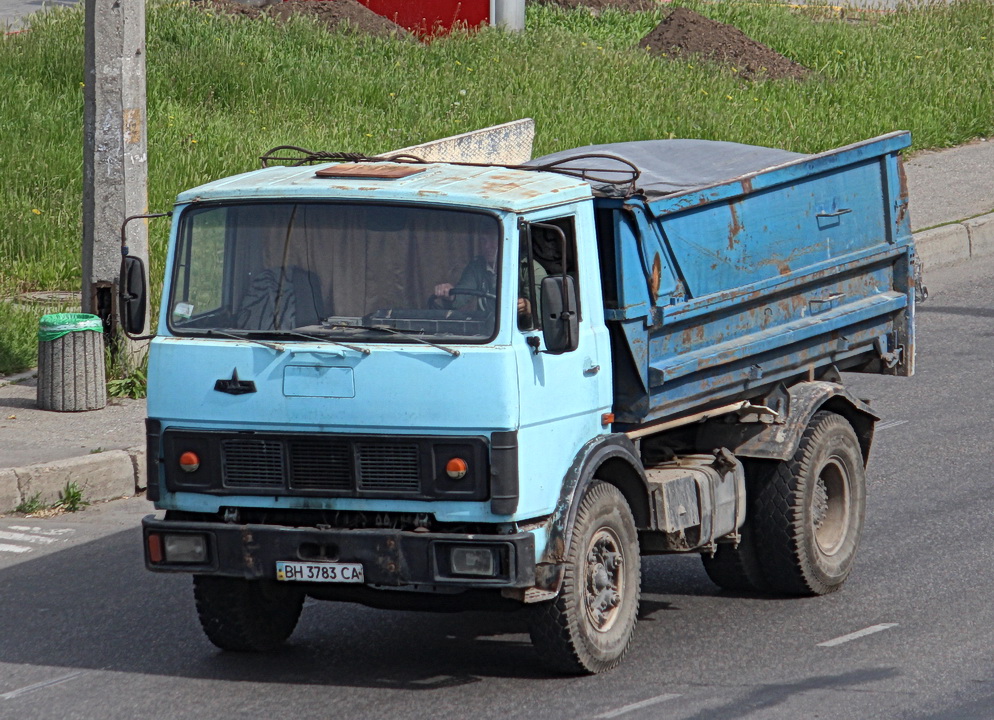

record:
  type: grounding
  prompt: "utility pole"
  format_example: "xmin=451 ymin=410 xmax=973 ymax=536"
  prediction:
xmin=491 ymin=0 xmax=524 ymax=31
xmin=82 ymin=0 xmax=149 ymax=363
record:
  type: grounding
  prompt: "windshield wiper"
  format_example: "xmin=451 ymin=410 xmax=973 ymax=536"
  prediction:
xmin=281 ymin=330 xmax=371 ymax=356
xmin=325 ymin=323 xmax=460 ymax=357
xmin=204 ymin=329 xmax=285 ymax=353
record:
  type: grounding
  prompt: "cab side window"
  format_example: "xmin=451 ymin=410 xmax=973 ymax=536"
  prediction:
xmin=519 ymin=216 xmax=578 ymax=331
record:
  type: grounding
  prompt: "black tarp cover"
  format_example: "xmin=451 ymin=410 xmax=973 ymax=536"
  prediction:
xmin=528 ymin=139 xmax=808 ymax=199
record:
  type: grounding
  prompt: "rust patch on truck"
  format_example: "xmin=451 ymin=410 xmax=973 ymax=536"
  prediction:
xmin=650 ymin=254 xmax=662 ymax=299
xmin=241 ymin=528 xmax=258 ymax=575
xmin=728 ymin=204 xmax=744 ymax=250
xmin=479 ymin=180 xmax=542 ymax=200
xmin=895 ymin=159 xmax=910 ymax=226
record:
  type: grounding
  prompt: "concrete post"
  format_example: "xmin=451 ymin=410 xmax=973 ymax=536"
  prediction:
xmin=82 ymin=0 xmax=149 ymax=361
xmin=491 ymin=0 xmax=524 ymax=31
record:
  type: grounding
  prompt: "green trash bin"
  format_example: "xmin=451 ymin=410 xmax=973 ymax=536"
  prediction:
xmin=37 ymin=313 xmax=107 ymax=412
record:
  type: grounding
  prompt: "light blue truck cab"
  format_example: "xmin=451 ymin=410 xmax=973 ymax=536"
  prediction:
xmin=136 ymin=132 xmax=917 ymax=674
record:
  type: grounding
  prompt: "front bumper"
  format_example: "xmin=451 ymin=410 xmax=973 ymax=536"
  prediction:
xmin=142 ymin=515 xmax=536 ymax=589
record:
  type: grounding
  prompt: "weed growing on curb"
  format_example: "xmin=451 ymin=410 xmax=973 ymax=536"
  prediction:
xmin=15 ymin=492 xmax=44 ymax=514
xmin=53 ymin=481 xmax=88 ymax=513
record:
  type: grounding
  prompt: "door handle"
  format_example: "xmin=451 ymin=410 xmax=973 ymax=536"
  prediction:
xmin=816 ymin=208 xmax=852 ymax=218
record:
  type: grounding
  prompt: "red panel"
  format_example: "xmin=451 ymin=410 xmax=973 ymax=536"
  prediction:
xmin=356 ymin=0 xmax=490 ymax=36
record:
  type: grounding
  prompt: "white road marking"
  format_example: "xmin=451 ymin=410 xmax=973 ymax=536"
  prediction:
xmin=0 ymin=543 xmax=32 ymax=554
xmin=1 ymin=671 xmax=88 ymax=700
xmin=594 ymin=693 xmax=682 ymax=718
xmin=0 ymin=527 xmax=74 ymax=555
xmin=876 ymin=419 xmax=908 ymax=432
xmin=0 ymin=530 xmax=58 ymax=545
xmin=818 ymin=623 xmax=898 ymax=647
xmin=7 ymin=526 xmax=74 ymax=536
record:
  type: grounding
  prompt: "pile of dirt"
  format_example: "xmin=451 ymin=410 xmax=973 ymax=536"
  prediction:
xmin=197 ymin=0 xmax=410 ymax=39
xmin=640 ymin=7 xmax=809 ymax=81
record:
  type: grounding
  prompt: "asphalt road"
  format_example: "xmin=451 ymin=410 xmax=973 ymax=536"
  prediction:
xmin=0 ymin=255 xmax=991 ymax=720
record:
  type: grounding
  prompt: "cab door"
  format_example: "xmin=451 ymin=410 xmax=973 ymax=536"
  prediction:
xmin=511 ymin=203 xmax=613 ymax=518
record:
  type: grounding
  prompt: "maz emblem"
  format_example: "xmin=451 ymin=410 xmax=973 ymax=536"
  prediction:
xmin=214 ymin=368 xmax=256 ymax=395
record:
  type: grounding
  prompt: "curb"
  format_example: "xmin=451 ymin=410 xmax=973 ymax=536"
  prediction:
xmin=1 ymin=445 xmax=145 ymax=514
xmin=0 ymin=368 xmax=38 ymax=388
xmin=914 ymin=211 xmax=994 ymax=271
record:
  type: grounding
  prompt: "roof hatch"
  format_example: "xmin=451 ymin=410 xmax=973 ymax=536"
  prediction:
xmin=314 ymin=164 xmax=426 ymax=180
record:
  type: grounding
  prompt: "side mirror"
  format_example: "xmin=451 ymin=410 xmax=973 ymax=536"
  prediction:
xmin=119 ymin=254 xmax=147 ymax=335
xmin=540 ymin=275 xmax=579 ymax=354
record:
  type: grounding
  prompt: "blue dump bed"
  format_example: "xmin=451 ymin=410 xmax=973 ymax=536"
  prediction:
xmin=536 ymin=131 xmax=915 ymax=428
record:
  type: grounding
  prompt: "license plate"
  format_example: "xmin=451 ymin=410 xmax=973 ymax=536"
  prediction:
xmin=276 ymin=561 xmax=364 ymax=583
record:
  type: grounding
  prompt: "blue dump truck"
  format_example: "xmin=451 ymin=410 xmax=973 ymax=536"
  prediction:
xmin=124 ymin=131 xmax=917 ymax=674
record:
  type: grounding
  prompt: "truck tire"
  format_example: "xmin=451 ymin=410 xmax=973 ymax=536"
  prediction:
xmin=700 ymin=461 xmax=769 ymax=593
xmin=700 ymin=521 xmax=769 ymax=593
xmin=194 ymin=576 xmax=304 ymax=652
xmin=752 ymin=411 xmax=866 ymax=596
xmin=528 ymin=481 xmax=640 ymax=674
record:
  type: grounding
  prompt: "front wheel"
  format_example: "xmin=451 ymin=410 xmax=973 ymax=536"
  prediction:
xmin=194 ymin=576 xmax=304 ymax=652
xmin=528 ymin=481 xmax=641 ymax=674
xmin=752 ymin=411 xmax=866 ymax=596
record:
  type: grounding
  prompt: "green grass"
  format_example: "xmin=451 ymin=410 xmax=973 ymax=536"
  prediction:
xmin=1 ymin=0 xmax=992 ymax=375
xmin=106 ymin=350 xmax=148 ymax=398
xmin=0 ymin=302 xmax=44 ymax=374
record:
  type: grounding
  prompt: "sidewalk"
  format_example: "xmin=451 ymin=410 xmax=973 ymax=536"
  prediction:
xmin=904 ymin=137 xmax=994 ymax=271
xmin=1 ymin=0 xmax=74 ymax=31
xmin=0 ymin=374 xmax=146 ymax=513
xmin=0 ymin=137 xmax=992 ymax=514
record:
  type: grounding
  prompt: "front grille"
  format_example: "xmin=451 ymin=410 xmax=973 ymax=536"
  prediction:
xmin=164 ymin=429 xmax=488 ymax=501
xmin=288 ymin=439 xmax=351 ymax=491
xmin=222 ymin=439 xmax=285 ymax=488
xmin=221 ymin=438 xmax=421 ymax=494
xmin=357 ymin=443 xmax=420 ymax=492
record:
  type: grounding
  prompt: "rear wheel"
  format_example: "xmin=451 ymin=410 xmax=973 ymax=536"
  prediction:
xmin=752 ymin=411 xmax=866 ymax=595
xmin=528 ymin=481 xmax=640 ymax=674
xmin=194 ymin=576 xmax=304 ymax=651
xmin=701 ymin=461 xmax=769 ymax=593
xmin=701 ymin=520 xmax=769 ymax=593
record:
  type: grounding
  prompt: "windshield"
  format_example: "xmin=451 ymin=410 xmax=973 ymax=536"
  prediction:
xmin=167 ymin=202 xmax=502 ymax=343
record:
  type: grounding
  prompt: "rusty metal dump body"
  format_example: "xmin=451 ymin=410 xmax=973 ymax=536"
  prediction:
xmin=536 ymin=132 xmax=915 ymax=427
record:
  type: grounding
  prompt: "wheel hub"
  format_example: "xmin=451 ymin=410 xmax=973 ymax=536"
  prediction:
xmin=585 ymin=529 xmax=625 ymax=633
xmin=812 ymin=458 xmax=851 ymax=556
xmin=812 ymin=476 xmax=829 ymax=529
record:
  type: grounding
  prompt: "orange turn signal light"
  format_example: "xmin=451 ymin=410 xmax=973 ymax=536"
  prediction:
xmin=445 ymin=457 xmax=469 ymax=480
xmin=148 ymin=533 xmax=164 ymax=564
xmin=179 ymin=451 xmax=200 ymax=473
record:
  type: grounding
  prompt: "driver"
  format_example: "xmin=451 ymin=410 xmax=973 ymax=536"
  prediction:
xmin=433 ymin=236 xmax=548 ymax=327
xmin=433 ymin=235 xmax=498 ymax=313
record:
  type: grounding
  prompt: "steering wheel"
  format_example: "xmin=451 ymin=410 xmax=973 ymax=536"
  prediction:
xmin=448 ymin=287 xmax=496 ymax=300
xmin=428 ymin=286 xmax=497 ymax=310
